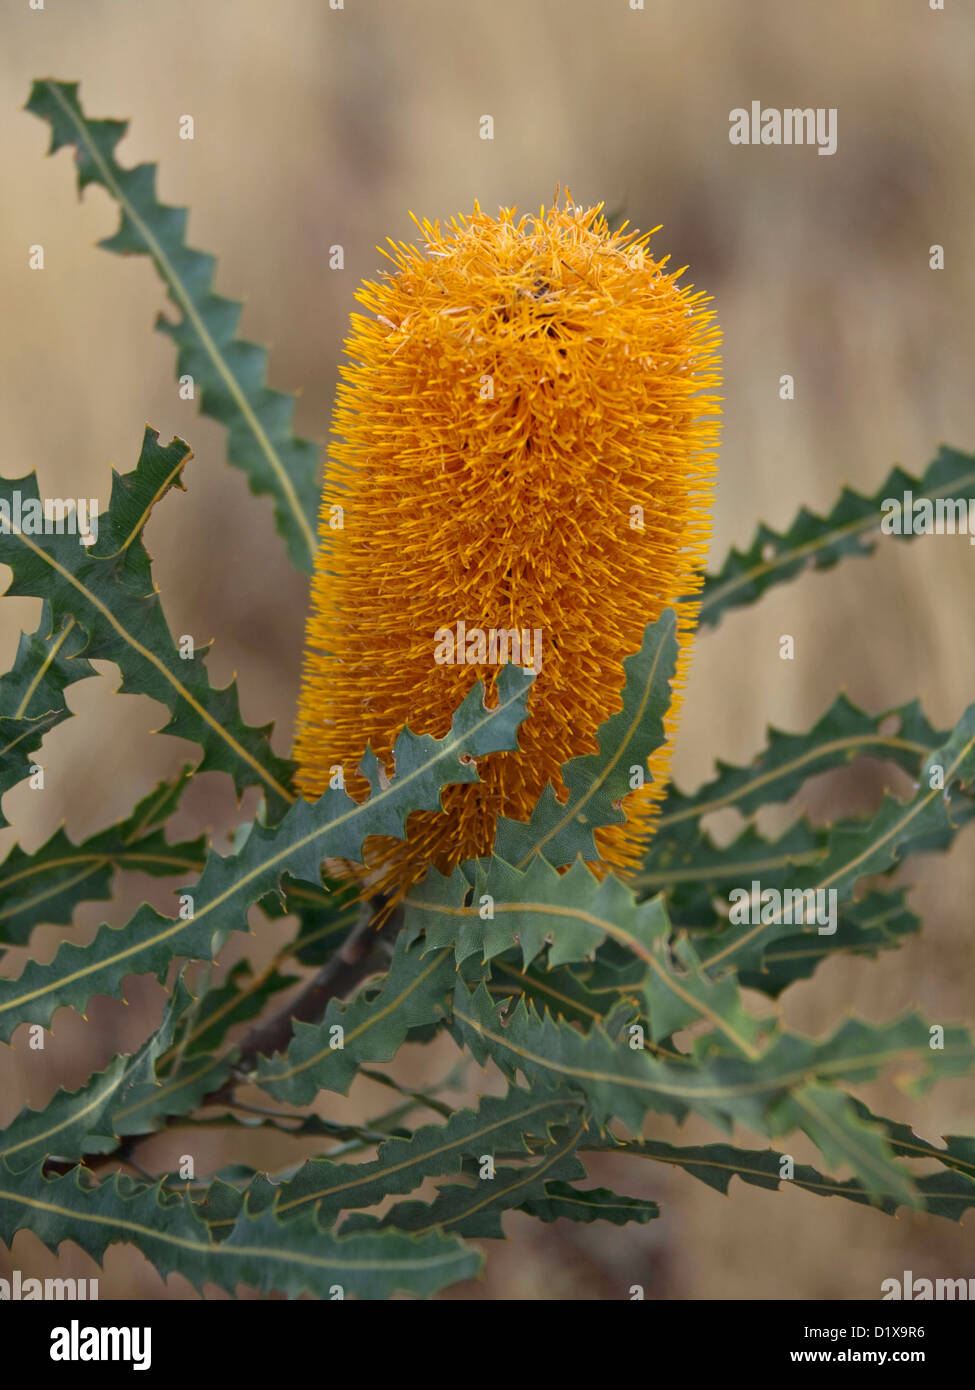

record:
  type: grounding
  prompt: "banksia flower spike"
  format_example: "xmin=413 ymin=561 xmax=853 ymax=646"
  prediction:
xmin=294 ymin=194 xmax=721 ymax=904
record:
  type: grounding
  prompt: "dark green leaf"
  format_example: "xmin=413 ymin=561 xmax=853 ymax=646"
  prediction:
xmin=26 ymin=80 xmax=319 ymax=572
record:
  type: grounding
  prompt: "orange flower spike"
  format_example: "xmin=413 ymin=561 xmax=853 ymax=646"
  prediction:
xmin=294 ymin=196 xmax=722 ymax=902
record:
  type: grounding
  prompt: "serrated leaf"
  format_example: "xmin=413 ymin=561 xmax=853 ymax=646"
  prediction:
xmin=223 ymin=1083 xmax=583 ymax=1231
xmin=110 ymin=1052 xmax=231 ymax=1140
xmin=774 ymin=1084 xmax=918 ymax=1208
xmin=487 ymin=953 xmax=643 ymax=1033
xmin=0 ymin=1163 xmax=479 ymax=1299
xmin=848 ymin=1102 xmax=975 ymax=1222
xmin=342 ymin=1119 xmax=589 ymax=1239
xmin=494 ymin=610 xmax=678 ymax=868
xmin=601 ymin=1111 xmax=975 ymax=1222
xmin=407 ymin=855 xmax=767 ymax=1054
xmin=646 ymin=693 xmax=947 ymax=873
xmin=254 ymin=934 xmax=457 ymax=1106
xmin=636 ymin=819 xmax=924 ymax=995
xmin=0 ymin=665 xmax=533 ymax=1040
xmin=165 ymin=957 xmax=300 ymax=1060
xmin=0 ymin=428 xmax=296 ymax=817
xmin=0 ymin=767 xmax=203 ymax=950
xmin=420 ymin=857 xmax=965 ymax=1196
xmin=451 ymin=977 xmax=748 ymax=1133
xmin=742 ymin=885 xmax=920 ymax=996
xmin=518 ymin=1179 xmax=660 ymax=1226
xmin=697 ymin=705 xmax=975 ymax=979
xmin=0 ymin=976 xmax=198 ymax=1169
xmin=0 ymin=604 xmax=93 ymax=826
xmin=699 ymin=446 xmax=975 ymax=626
xmin=0 ymin=711 xmax=60 ymax=816
xmin=451 ymin=980 xmax=971 ymax=1195
xmin=639 ymin=819 xmax=827 ymax=915
xmin=408 ymin=856 xmax=626 ymax=969
xmin=26 ymin=79 xmax=319 ymax=572
xmin=592 ymin=1133 xmax=903 ymax=1213
xmin=0 ymin=601 xmax=93 ymax=721
xmin=259 ymin=874 xmax=361 ymax=967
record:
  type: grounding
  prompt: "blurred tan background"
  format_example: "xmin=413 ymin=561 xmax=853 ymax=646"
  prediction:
xmin=1 ymin=0 xmax=974 ymax=1299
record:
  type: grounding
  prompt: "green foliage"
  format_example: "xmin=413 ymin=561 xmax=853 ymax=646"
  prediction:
xmin=0 ymin=766 xmax=202 ymax=951
xmin=0 ymin=603 xmax=93 ymax=828
xmin=0 ymin=1163 xmax=479 ymax=1299
xmin=0 ymin=430 xmax=295 ymax=818
xmin=250 ymin=1083 xmax=585 ymax=1227
xmin=1 ymin=975 xmax=202 ymax=1170
xmin=699 ymin=445 xmax=975 ymax=626
xmin=2 ymin=80 xmax=974 ymax=1301
xmin=0 ymin=637 xmax=533 ymax=1039
xmin=26 ymin=80 xmax=320 ymax=572
xmin=252 ymin=935 xmax=459 ymax=1105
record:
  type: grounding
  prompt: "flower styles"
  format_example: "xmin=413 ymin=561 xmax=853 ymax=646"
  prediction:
xmin=294 ymin=195 xmax=721 ymax=903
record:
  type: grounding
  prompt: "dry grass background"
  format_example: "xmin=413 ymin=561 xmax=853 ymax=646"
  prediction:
xmin=1 ymin=0 xmax=973 ymax=1299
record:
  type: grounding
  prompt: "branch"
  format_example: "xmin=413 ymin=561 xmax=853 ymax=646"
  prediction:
xmin=42 ymin=895 xmax=400 ymax=1178
xmin=208 ymin=895 xmax=401 ymax=1101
